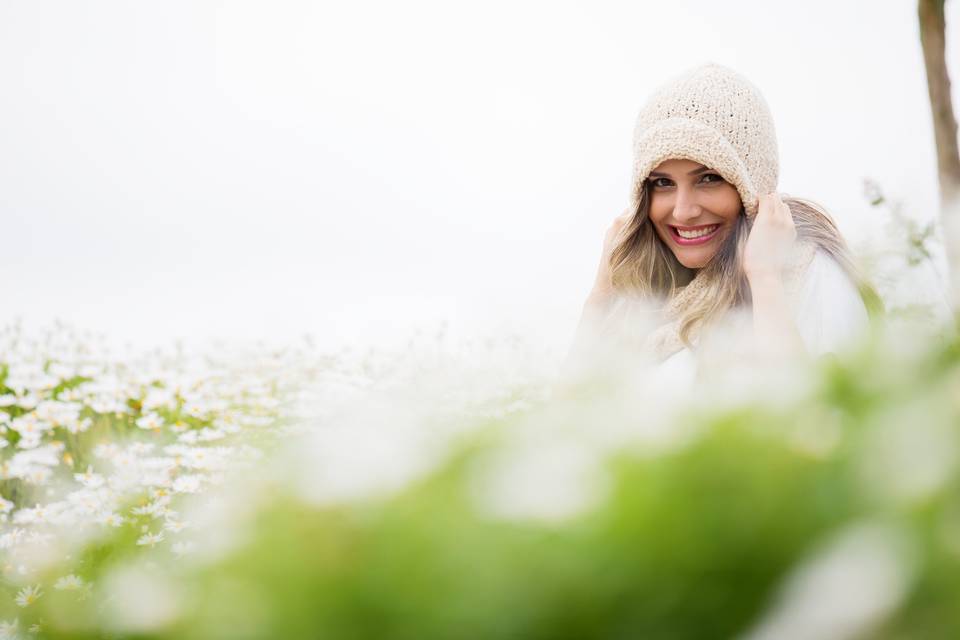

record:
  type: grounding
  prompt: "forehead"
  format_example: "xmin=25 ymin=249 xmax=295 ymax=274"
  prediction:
xmin=652 ymin=158 xmax=709 ymax=173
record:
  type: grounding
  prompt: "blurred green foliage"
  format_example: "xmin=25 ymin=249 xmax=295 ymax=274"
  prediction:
xmin=12 ymin=317 xmax=960 ymax=640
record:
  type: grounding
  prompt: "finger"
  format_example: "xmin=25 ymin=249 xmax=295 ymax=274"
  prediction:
xmin=757 ymin=192 xmax=775 ymax=217
xmin=778 ymin=198 xmax=794 ymax=221
xmin=770 ymin=193 xmax=787 ymax=215
xmin=770 ymin=196 xmax=783 ymax=216
xmin=753 ymin=192 xmax=771 ymax=215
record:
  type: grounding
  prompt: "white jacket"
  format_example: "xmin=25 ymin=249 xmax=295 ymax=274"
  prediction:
xmin=657 ymin=249 xmax=870 ymax=388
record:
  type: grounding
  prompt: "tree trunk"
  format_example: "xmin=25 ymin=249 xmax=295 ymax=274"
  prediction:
xmin=919 ymin=0 xmax=960 ymax=309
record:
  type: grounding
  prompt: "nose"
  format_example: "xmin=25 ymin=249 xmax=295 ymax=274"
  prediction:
xmin=672 ymin=187 xmax=704 ymax=225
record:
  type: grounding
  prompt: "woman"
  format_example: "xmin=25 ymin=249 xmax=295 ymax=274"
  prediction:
xmin=567 ymin=63 xmax=881 ymax=383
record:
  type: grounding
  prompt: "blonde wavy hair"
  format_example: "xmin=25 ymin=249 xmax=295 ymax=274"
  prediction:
xmin=609 ymin=178 xmax=883 ymax=347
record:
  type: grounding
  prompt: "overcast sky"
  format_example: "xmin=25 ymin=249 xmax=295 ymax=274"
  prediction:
xmin=0 ymin=0 xmax=956 ymax=352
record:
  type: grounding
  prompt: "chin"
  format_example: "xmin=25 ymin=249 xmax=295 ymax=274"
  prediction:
xmin=674 ymin=250 xmax=717 ymax=269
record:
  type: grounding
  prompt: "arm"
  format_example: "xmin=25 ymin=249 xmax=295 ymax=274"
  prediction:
xmin=748 ymin=271 xmax=806 ymax=358
xmin=562 ymin=209 xmax=633 ymax=371
xmin=744 ymin=193 xmax=806 ymax=359
xmin=566 ymin=289 xmax=616 ymax=358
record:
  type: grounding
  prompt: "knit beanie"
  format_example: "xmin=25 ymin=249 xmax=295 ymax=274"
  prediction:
xmin=629 ymin=62 xmax=779 ymax=217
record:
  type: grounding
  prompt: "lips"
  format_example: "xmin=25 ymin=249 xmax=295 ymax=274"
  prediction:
xmin=668 ymin=224 xmax=722 ymax=246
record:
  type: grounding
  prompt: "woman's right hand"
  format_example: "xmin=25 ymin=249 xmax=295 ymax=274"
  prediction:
xmin=590 ymin=207 xmax=633 ymax=301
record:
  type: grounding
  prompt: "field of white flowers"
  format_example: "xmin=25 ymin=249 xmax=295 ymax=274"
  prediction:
xmin=0 ymin=321 xmax=303 ymax=634
xmin=0 ymin=320 xmax=559 ymax=638
xmin=0 ymin=308 xmax=958 ymax=639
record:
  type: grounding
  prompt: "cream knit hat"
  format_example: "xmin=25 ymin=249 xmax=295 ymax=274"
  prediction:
xmin=630 ymin=62 xmax=779 ymax=217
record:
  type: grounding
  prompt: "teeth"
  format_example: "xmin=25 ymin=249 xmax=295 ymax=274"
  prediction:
xmin=676 ymin=225 xmax=718 ymax=239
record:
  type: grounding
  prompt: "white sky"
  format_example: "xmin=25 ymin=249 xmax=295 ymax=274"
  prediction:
xmin=0 ymin=0 xmax=956 ymax=352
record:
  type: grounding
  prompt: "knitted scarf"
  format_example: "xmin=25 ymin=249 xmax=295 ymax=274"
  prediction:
xmin=601 ymin=240 xmax=818 ymax=363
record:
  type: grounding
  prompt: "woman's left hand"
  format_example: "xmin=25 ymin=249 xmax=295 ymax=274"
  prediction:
xmin=743 ymin=192 xmax=797 ymax=282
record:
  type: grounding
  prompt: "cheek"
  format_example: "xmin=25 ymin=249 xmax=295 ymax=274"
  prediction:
xmin=648 ymin=200 xmax=670 ymax=226
xmin=713 ymin=189 xmax=742 ymax=222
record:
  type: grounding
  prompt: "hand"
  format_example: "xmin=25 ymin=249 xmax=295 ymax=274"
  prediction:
xmin=743 ymin=192 xmax=796 ymax=281
xmin=591 ymin=207 xmax=633 ymax=299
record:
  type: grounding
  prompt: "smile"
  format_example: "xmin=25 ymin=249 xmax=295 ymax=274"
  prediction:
xmin=669 ymin=224 xmax=721 ymax=246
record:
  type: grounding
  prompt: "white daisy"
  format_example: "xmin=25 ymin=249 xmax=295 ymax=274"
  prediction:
xmin=135 ymin=412 xmax=164 ymax=431
xmin=53 ymin=574 xmax=85 ymax=591
xmin=0 ymin=618 xmax=19 ymax=640
xmin=14 ymin=585 xmax=41 ymax=607
xmin=136 ymin=531 xmax=164 ymax=547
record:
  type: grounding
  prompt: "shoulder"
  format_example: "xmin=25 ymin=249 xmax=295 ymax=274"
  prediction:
xmin=797 ymin=249 xmax=863 ymax=304
xmin=791 ymin=249 xmax=870 ymax=355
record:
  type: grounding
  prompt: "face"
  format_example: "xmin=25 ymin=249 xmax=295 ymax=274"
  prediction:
xmin=646 ymin=159 xmax=743 ymax=269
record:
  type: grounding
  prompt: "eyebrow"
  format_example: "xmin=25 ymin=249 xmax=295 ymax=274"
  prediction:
xmin=648 ymin=164 xmax=711 ymax=178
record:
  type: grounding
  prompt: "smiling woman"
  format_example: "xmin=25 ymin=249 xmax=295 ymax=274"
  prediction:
xmin=566 ymin=63 xmax=882 ymax=383
xmin=647 ymin=159 xmax=742 ymax=268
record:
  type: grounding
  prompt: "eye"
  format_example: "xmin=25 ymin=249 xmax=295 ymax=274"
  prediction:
xmin=649 ymin=174 xmax=724 ymax=189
